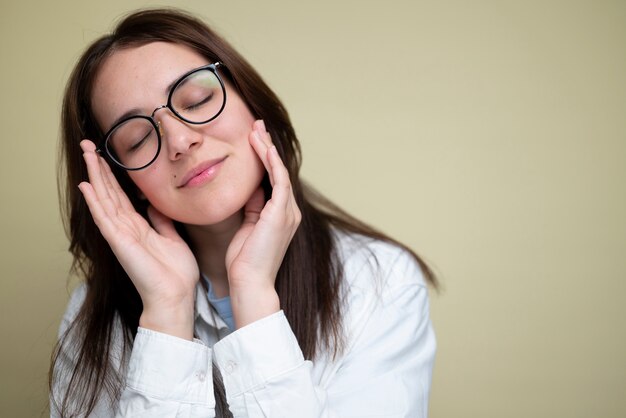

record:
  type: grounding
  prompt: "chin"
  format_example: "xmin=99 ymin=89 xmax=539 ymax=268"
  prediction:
xmin=178 ymin=189 xmax=256 ymax=227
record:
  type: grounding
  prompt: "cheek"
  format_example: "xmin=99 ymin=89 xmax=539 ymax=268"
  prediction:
xmin=127 ymin=166 xmax=169 ymax=203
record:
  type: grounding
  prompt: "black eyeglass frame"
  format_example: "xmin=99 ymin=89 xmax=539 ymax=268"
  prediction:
xmin=96 ymin=62 xmax=227 ymax=171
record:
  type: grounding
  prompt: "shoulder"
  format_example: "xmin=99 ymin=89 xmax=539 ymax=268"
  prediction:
xmin=331 ymin=229 xmax=428 ymax=293
xmin=325 ymin=229 xmax=436 ymax=374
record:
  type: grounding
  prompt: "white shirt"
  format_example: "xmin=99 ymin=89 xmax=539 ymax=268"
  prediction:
xmin=52 ymin=231 xmax=436 ymax=417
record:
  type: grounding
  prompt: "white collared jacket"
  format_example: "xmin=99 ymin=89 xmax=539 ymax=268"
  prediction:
xmin=52 ymin=231 xmax=436 ymax=417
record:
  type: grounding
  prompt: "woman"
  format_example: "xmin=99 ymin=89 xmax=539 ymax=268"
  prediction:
xmin=50 ymin=8 xmax=437 ymax=418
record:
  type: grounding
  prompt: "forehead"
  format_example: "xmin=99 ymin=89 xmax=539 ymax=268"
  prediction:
xmin=91 ymin=42 xmax=209 ymax=127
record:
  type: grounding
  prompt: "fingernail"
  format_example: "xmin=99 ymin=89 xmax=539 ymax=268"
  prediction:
xmin=259 ymin=119 xmax=266 ymax=132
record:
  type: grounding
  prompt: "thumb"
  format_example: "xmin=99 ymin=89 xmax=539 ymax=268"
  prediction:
xmin=242 ymin=187 xmax=265 ymax=225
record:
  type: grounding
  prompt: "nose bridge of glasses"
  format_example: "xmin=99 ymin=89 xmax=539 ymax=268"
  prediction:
xmin=150 ymin=104 xmax=199 ymax=155
xmin=151 ymin=104 xmax=180 ymax=137
xmin=150 ymin=104 xmax=169 ymax=119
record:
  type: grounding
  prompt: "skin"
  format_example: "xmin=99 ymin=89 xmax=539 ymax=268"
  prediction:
xmin=79 ymin=42 xmax=301 ymax=340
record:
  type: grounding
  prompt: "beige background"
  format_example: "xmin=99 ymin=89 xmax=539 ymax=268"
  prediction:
xmin=1 ymin=0 xmax=625 ymax=417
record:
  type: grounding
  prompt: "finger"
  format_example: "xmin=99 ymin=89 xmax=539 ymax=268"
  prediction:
xmin=249 ymin=127 xmax=275 ymax=186
xmin=79 ymin=138 xmax=97 ymax=153
xmin=78 ymin=181 xmax=118 ymax=240
xmin=100 ymin=155 xmax=137 ymax=212
xmin=81 ymin=140 xmax=118 ymax=215
xmin=98 ymin=153 xmax=123 ymax=209
xmin=147 ymin=205 xmax=180 ymax=240
xmin=266 ymin=145 xmax=293 ymax=208
xmin=242 ymin=187 xmax=265 ymax=225
xmin=256 ymin=120 xmax=273 ymax=148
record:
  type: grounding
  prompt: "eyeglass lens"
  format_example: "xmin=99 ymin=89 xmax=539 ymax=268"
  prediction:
xmin=106 ymin=68 xmax=224 ymax=170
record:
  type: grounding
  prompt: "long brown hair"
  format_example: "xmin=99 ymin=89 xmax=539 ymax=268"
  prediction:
xmin=50 ymin=8 xmax=437 ymax=417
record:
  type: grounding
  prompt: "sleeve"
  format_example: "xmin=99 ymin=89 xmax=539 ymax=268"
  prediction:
xmin=115 ymin=329 xmax=216 ymax=417
xmin=212 ymin=246 xmax=436 ymax=418
xmin=50 ymin=285 xmax=217 ymax=418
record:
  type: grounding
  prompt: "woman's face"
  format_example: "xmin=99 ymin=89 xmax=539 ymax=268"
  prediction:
xmin=90 ymin=42 xmax=265 ymax=226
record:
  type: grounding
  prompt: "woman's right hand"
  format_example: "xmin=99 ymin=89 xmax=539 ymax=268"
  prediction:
xmin=78 ymin=139 xmax=198 ymax=340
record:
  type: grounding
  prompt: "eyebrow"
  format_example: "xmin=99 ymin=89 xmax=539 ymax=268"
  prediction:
xmin=105 ymin=67 xmax=196 ymax=133
xmin=106 ymin=107 xmax=144 ymax=133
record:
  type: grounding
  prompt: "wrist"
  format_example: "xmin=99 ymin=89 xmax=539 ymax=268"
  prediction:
xmin=230 ymin=286 xmax=280 ymax=329
xmin=140 ymin=297 xmax=195 ymax=341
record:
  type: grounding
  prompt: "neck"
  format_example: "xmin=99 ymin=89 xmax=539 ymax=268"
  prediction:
xmin=184 ymin=210 xmax=243 ymax=298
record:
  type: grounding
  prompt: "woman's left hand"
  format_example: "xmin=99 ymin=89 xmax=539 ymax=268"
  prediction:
xmin=225 ymin=120 xmax=301 ymax=328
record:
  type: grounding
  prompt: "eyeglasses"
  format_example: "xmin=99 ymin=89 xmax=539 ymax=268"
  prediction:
xmin=97 ymin=62 xmax=227 ymax=170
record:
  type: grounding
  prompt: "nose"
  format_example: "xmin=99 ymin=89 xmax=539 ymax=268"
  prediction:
xmin=153 ymin=107 xmax=203 ymax=161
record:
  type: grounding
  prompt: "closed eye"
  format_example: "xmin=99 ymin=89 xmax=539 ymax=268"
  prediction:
xmin=128 ymin=129 xmax=153 ymax=153
xmin=184 ymin=92 xmax=214 ymax=111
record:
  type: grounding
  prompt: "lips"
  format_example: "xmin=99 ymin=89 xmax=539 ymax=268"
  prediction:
xmin=178 ymin=157 xmax=227 ymax=188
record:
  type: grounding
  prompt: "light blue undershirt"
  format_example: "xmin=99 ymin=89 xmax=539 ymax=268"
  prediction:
xmin=201 ymin=274 xmax=235 ymax=330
